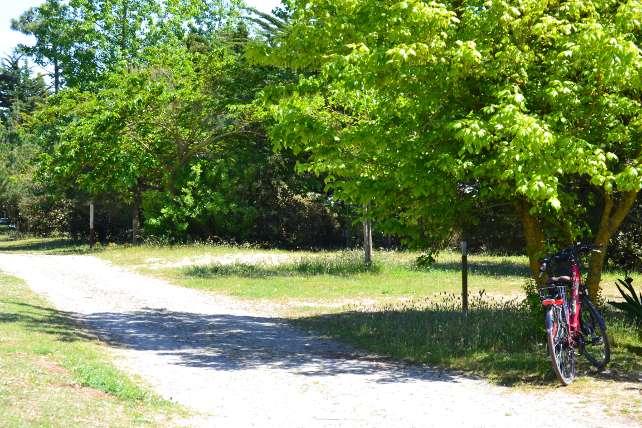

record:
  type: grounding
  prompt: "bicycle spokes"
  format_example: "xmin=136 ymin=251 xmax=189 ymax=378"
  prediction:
xmin=547 ymin=306 xmax=576 ymax=385
xmin=579 ymin=298 xmax=611 ymax=370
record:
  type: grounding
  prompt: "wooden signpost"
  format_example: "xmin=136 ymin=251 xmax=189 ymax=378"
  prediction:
xmin=89 ymin=201 xmax=95 ymax=249
xmin=461 ymin=240 xmax=468 ymax=314
xmin=363 ymin=202 xmax=373 ymax=266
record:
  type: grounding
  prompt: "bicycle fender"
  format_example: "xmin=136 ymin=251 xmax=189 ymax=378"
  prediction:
xmin=545 ymin=308 xmax=553 ymax=331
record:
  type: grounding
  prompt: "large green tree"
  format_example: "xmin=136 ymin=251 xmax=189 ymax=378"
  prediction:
xmin=31 ymin=27 xmax=334 ymax=246
xmin=13 ymin=0 xmax=242 ymax=91
xmin=33 ymin=43 xmax=214 ymax=242
xmin=0 ymin=55 xmax=47 ymax=225
xmin=262 ymin=0 xmax=642 ymax=300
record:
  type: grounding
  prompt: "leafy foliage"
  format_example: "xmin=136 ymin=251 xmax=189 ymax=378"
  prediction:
xmin=0 ymin=55 xmax=47 ymax=227
xmin=7 ymin=0 xmax=642 ymax=264
xmin=12 ymin=0 xmax=243 ymax=91
xmin=20 ymin=16 xmax=346 ymax=246
xmin=610 ymin=276 xmax=642 ymax=323
xmin=259 ymin=0 xmax=642 ymax=295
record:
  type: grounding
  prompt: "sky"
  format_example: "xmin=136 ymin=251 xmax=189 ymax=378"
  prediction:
xmin=0 ymin=0 xmax=283 ymax=60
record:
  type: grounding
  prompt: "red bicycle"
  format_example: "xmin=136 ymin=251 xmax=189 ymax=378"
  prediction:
xmin=538 ymin=244 xmax=610 ymax=385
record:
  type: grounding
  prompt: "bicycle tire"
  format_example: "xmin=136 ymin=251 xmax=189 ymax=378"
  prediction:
xmin=546 ymin=305 xmax=576 ymax=385
xmin=580 ymin=297 xmax=611 ymax=370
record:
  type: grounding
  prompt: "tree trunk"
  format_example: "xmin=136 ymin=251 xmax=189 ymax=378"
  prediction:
xmin=363 ymin=203 xmax=373 ymax=266
xmin=120 ymin=0 xmax=130 ymax=59
xmin=53 ymin=58 xmax=60 ymax=94
xmin=515 ymin=200 xmax=546 ymax=282
xmin=586 ymin=191 xmax=638 ymax=302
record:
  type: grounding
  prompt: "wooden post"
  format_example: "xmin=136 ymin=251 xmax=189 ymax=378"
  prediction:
xmin=132 ymin=189 xmax=141 ymax=245
xmin=461 ymin=240 xmax=468 ymax=314
xmin=132 ymin=205 xmax=139 ymax=245
xmin=363 ymin=203 xmax=373 ymax=266
xmin=89 ymin=201 xmax=95 ymax=249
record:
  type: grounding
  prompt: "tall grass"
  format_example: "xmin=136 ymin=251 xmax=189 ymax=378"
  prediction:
xmin=295 ymin=291 xmax=641 ymax=385
xmin=186 ymin=252 xmax=380 ymax=278
xmin=295 ymin=291 xmax=549 ymax=384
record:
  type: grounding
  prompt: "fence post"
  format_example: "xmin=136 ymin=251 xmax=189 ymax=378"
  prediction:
xmin=461 ymin=240 xmax=468 ymax=314
xmin=89 ymin=201 xmax=95 ymax=249
xmin=363 ymin=202 xmax=373 ymax=266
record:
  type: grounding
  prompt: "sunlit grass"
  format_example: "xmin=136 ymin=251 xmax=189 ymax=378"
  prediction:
xmin=0 ymin=273 xmax=181 ymax=426
xmin=294 ymin=293 xmax=642 ymax=387
xmin=186 ymin=252 xmax=380 ymax=278
xmin=1 ymin=232 xmax=639 ymax=393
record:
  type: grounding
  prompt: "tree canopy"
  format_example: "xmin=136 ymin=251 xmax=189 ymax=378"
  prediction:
xmin=5 ymin=0 xmax=642 ymax=297
xmin=260 ymin=0 xmax=642 ymax=299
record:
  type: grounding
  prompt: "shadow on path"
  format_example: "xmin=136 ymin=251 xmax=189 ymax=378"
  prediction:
xmin=73 ymin=308 xmax=458 ymax=384
xmin=0 ymin=238 xmax=94 ymax=254
xmin=0 ymin=300 xmax=95 ymax=342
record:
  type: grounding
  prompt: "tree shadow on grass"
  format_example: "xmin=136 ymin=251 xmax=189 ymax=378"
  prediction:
xmin=5 ymin=299 xmax=636 ymax=386
xmin=294 ymin=307 xmax=641 ymax=385
xmin=0 ymin=238 xmax=97 ymax=255
xmin=3 ymin=301 xmax=460 ymax=384
xmin=0 ymin=300 xmax=95 ymax=342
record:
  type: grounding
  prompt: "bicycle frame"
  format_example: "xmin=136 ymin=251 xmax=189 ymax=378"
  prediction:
xmin=542 ymin=262 xmax=583 ymax=344
xmin=568 ymin=263 xmax=582 ymax=335
xmin=539 ymin=243 xmax=610 ymax=383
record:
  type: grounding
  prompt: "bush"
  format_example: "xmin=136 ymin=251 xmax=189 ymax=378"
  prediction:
xmin=186 ymin=252 xmax=379 ymax=278
xmin=609 ymin=276 xmax=642 ymax=323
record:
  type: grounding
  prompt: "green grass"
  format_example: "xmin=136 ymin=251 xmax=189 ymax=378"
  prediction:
xmin=0 ymin=273 xmax=181 ymax=426
xmin=1 ymin=232 xmax=640 ymax=395
xmin=293 ymin=293 xmax=641 ymax=385
xmin=294 ymin=293 xmax=549 ymax=384
xmin=0 ymin=230 xmax=633 ymax=302
xmin=187 ymin=252 xmax=380 ymax=278
xmin=161 ymin=250 xmax=632 ymax=303
xmin=162 ymin=251 xmax=529 ymax=302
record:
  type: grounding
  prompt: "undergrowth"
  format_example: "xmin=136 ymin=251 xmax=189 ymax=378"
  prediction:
xmin=186 ymin=252 xmax=380 ymax=278
xmin=295 ymin=290 xmax=641 ymax=385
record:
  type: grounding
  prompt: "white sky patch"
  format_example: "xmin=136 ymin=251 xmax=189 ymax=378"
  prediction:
xmin=0 ymin=0 xmax=43 ymax=58
xmin=0 ymin=0 xmax=283 ymax=61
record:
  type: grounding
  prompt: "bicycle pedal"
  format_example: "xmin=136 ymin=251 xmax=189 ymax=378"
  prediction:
xmin=590 ymin=336 xmax=603 ymax=345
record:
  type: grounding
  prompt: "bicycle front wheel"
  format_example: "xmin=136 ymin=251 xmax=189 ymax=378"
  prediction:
xmin=546 ymin=305 xmax=576 ymax=385
xmin=580 ymin=297 xmax=610 ymax=370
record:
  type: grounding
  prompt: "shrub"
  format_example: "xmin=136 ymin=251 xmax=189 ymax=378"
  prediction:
xmin=609 ymin=276 xmax=642 ymax=323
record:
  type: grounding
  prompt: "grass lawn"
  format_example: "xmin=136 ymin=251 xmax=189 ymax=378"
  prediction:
xmin=0 ymin=231 xmax=640 ymax=396
xmin=93 ymin=245 xmax=635 ymax=305
xmin=99 ymin=245 xmax=642 ymax=393
xmin=0 ymin=273 xmax=181 ymax=427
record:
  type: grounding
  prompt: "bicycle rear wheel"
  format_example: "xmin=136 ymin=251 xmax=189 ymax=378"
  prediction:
xmin=580 ymin=297 xmax=610 ymax=370
xmin=546 ymin=305 xmax=576 ymax=385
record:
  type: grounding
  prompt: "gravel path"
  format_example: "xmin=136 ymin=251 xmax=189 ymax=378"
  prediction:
xmin=0 ymin=253 xmax=636 ymax=427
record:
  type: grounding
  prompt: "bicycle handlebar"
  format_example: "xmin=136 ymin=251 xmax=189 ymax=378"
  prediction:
xmin=538 ymin=243 xmax=601 ymax=278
